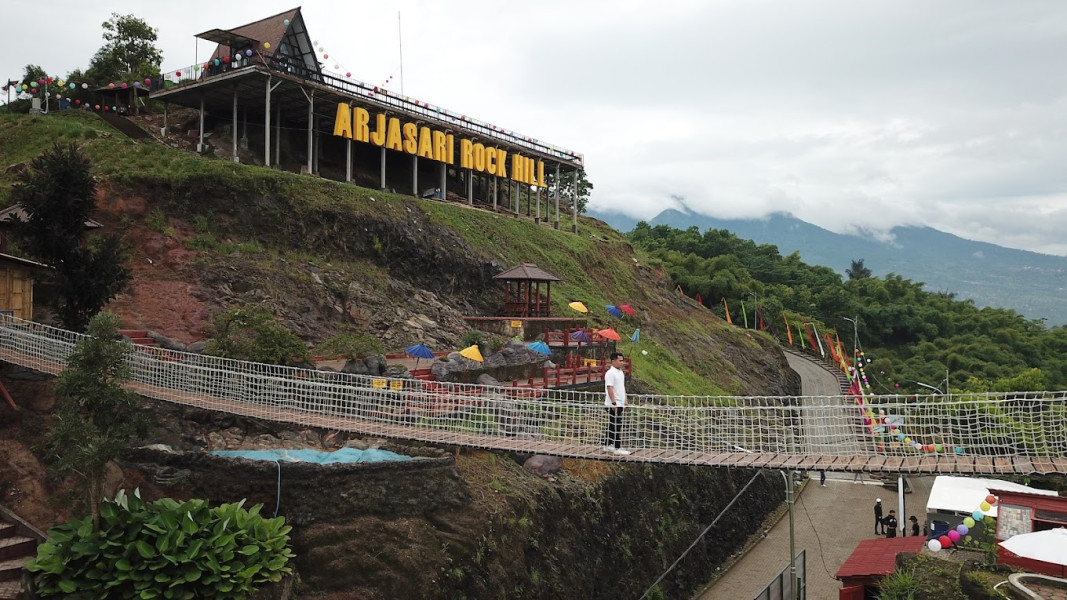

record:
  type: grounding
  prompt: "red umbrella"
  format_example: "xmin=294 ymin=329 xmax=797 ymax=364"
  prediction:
xmin=619 ymin=305 xmax=636 ymax=316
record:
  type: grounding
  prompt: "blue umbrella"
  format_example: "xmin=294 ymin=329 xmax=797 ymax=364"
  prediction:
xmin=405 ymin=343 xmax=435 ymax=370
xmin=527 ymin=341 xmax=551 ymax=355
xmin=605 ymin=305 xmax=623 ymax=318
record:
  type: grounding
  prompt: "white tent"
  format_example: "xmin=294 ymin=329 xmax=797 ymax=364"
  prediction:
xmin=999 ymin=528 xmax=1067 ymax=565
xmin=926 ymin=476 xmax=1057 ymax=518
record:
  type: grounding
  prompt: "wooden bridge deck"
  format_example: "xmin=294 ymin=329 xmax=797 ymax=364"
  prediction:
xmin=3 ymin=344 xmax=1065 ymax=475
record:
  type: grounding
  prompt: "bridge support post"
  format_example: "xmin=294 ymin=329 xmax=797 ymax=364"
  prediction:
xmin=782 ymin=470 xmax=800 ymax=600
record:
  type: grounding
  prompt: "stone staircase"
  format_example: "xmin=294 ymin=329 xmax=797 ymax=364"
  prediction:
xmin=0 ymin=507 xmax=43 ymax=600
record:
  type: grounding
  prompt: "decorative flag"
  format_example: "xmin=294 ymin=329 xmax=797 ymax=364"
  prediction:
xmin=695 ymin=292 xmax=703 ymax=306
xmin=722 ymin=298 xmax=732 ymax=325
xmin=797 ymin=323 xmax=805 ymax=349
xmin=741 ymin=301 xmax=749 ymax=329
xmin=782 ymin=313 xmax=793 ymax=345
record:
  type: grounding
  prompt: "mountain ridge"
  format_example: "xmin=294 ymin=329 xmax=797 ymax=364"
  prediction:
xmin=588 ymin=207 xmax=1067 ymax=325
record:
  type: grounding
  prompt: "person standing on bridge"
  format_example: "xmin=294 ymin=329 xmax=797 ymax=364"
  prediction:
xmin=874 ymin=498 xmax=885 ymax=535
xmin=603 ymin=352 xmax=631 ymax=456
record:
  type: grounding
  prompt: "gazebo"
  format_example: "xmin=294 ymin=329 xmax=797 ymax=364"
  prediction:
xmin=493 ymin=263 xmax=560 ymax=317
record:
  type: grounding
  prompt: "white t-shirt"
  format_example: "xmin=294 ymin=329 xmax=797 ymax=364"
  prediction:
xmin=604 ymin=366 xmax=627 ymax=407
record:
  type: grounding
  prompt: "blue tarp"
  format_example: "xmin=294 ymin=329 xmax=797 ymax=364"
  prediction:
xmin=211 ymin=448 xmax=413 ymax=464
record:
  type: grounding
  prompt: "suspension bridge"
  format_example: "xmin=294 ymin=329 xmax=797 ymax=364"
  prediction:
xmin=2 ymin=316 xmax=1064 ymax=475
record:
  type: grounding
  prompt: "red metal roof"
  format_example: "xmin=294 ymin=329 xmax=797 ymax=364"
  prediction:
xmin=835 ymin=537 xmax=925 ymax=579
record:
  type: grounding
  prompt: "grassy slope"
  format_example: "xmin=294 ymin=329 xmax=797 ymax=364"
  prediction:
xmin=0 ymin=110 xmax=790 ymax=397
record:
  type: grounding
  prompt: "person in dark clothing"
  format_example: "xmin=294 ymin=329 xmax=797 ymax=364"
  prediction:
xmin=874 ymin=498 xmax=885 ymax=535
xmin=884 ymin=510 xmax=898 ymax=538
xmin=910 ymin=515 xmax=920 ymax=537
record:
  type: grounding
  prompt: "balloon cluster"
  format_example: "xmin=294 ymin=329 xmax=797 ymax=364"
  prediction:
xmin=928 ymin=494 xmax=996 ymax=552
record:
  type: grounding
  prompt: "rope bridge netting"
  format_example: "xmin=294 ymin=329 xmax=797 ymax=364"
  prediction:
xmin=1 ymin=315 xmax=1065 ymax=469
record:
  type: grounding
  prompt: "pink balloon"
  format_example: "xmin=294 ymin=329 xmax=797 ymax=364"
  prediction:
xmin=947 ymin=530 xmax=961 ymax=542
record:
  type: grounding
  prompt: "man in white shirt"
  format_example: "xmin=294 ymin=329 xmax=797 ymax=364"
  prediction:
xmin=603 ymin=352 xmax=631 ymax=456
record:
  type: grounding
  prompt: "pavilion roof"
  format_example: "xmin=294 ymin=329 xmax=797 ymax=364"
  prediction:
xmin=493 ymin=263 xmax=561 ymax=282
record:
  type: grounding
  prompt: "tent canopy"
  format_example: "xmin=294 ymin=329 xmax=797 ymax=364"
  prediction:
xmin=926 ymin=476 xmax=1056 ymax=518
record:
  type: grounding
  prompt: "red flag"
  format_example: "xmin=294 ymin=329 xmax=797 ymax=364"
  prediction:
xmin=695 ymin=292 xmax=703 ymax=306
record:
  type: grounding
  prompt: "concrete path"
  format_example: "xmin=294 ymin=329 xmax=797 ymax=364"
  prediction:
xmin=697 ymin=475 xmax=933 ymax=599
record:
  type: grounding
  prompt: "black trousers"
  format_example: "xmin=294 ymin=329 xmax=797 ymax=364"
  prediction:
xmin=605 ymin=407 xmax=624 ymax=448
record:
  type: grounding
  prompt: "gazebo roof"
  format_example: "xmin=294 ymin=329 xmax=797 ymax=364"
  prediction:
xmin=493 ymin=263 xmax=561 ymax=282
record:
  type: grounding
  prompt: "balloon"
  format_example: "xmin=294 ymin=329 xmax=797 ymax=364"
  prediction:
xmin=94 ymin=104 xmax=100 ymax=110
xmin=972 ymin=510 xmax=985 ymax=521
xmin=108 ymin=83 xmax=115 ymax=88
xmin=246 ymin=49 xmax=252 ymax=56
xmin=134 ymin=81 xmax=140 ymax=88
xmin=979 ymin=501 xmax=991 ymax=512
xmin=223 ymin=56 xmax=230 ymax=63
xmin=947 ymin=530 xmax=961 ymax=542
xmin=963 ymin=517 xmax=976 ymax=528
xmin=938 ymin=535 xmax=952 ymax=548
xmin=69 ymin=83 xmax=75 ymax=89
xmin=264 ymin=42 xmax=271 ymax=49
xmin=175 ymin=72 xmax=181 ymax=77
xmin=214 ymin=59 xmax=220 ymax=66
xmin=121 ymin=82 xmax=127 ymax=88
xmin=283 ymin=19 xmax=290 ymax=25
xmin=46 ymin=77 xmax=52 ymax=83
xmin=144 ymin=78 xmax=151 ymax=85
xmin=985 ymin=495 xmax=997 ymax=505
xmin=928 ymin=539 xmax=942 ymax=551
xmin=37 ymin=78 xmax=44 ymax=85
xmin=956 ymin=524 xmax=969 ymax=535
xmin=934 ymin=444 xmax=942 ymax=452
xmin=323 ymin=53 xmax=329 ymax=59
xmin=82 ymin=83 xmax=89 ymax=89
xmin=75 ymin=99 xmax=81 ymax=104
xmin=345 ymin=72 xmax=351 ymax=77
xmin=30 ymin=82 xmax=37 ymax=88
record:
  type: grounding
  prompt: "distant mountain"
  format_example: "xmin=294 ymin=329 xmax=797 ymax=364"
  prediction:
xmin=586 ymin=208 xmax=1067 ymax=326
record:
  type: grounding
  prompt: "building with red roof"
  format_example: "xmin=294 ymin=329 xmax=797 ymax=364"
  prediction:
xmin=834 ymin=536 xmax=925 ymax=600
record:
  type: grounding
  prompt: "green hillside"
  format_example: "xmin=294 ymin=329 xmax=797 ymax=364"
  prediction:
xmin=0 ymin=110 xmax=795 ymax=398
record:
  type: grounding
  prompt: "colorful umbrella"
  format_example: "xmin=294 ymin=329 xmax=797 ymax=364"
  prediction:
xmin=605 ymin=305 xmax=623 ymax=318
xmin=568 ymin=301 xmax=588 ymax=313
xmin=527 ymin=341 xmax=551 ymax=355
xmin=405 ymin=343 xmax=435 ymax=370
xmin=459 ymin=344 xmax=484 ymax=362
xmin=628 ymin=328 xmax=640 ymax=357
xmin=597 ymin=328 xmax=621 ymax=341
xmin=619 ymin=305 xmax=636 ymax=316
xmin=570 ymin=330 xmax=592 ymax=344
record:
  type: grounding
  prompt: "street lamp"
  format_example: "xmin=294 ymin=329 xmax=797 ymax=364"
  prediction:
xmin=907 ymin=370 xmax=950 ymax=397
xmin=841 ymin=316 xmax=859 ymax=361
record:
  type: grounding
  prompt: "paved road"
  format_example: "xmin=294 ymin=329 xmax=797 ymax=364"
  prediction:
xmin=697 ymin=353 xmax=931 ymax=600
xmin=785 ymin=353 xmax=868 ymax=456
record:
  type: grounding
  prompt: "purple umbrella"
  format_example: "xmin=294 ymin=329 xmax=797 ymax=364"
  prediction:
xmin=570 ymin=329 xmax=591 ymax=349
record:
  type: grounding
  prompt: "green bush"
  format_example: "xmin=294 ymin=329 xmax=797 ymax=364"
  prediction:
xmin=27 ymin=489 xmax=294 ymax=599
xmin=313 ymin=332 xmax=384 ymax=360
xmin=203 ymin=306 xmax=309 ymax=365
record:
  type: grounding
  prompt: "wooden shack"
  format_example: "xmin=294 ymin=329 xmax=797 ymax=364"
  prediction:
xmin=0 ymin=253 xmax=49 ymax=319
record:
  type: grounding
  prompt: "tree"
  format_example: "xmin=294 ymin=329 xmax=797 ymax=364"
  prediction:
xmin=86 ymin=13 xmax=163 ymax=84
xmin=44 ymin=312 xmax=142 ymax=529
xmin=846 ymin=258 xmax=872 ymax=280
xmin=544 ymin=169 xmax=594 ymax=214
xmin=10 ymin=143 xmax=131 ymax=331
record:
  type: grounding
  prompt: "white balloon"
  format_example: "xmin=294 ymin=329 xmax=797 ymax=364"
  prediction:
xmin=927 ymin=539 xmax=942 ymax=552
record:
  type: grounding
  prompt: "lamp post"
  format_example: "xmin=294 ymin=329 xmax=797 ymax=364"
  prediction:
xmin=841 ymin=316 xmax=859 ymax=361
xmin=749 ymin=291 xmax=758 ymax=330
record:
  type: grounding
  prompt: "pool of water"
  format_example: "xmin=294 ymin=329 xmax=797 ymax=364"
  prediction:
xmin=211 ymin=447 xmax=414 ymax=464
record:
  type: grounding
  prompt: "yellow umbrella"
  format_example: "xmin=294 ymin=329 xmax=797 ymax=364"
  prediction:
xmin=459 ymin=344 xmax=484 ymax=362
xmin=568 ymin=301 xmax=588 ymax=313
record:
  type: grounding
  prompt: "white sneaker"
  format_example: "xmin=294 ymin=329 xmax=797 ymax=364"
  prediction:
xmin=613 ymin=448 xmax=631 ymax=456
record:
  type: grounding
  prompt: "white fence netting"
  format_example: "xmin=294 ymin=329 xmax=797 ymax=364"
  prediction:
xmin=2 ymin=315 xmax=1066 ymax=460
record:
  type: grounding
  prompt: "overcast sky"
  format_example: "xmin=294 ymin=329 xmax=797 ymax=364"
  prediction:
xmin=7 ymin=1 xmax=1067 ymax=256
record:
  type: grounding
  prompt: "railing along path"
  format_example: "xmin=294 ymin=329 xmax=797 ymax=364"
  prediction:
xmin=2 ymin=316 xmax=1065 ymax=475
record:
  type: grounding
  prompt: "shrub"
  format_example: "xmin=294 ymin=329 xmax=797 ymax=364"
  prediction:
xmin=313 ymin=332 xmax=384 ymax=360
xmin=27 ymin=489 xmax=294 ymax=599
xmin=203 ymin=306 xmax=309 ymax=365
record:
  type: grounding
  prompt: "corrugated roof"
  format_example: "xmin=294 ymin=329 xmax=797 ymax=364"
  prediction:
xmin=0 ymin=204 xmax=103 ymax=229
xmin=835 ymin=537 xmax=925 ymax=579
xmin=493 ymin=263 xmax=562 ymax=282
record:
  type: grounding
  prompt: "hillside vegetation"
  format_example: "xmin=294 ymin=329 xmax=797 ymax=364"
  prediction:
xmin=0 ymin=110 xmax=796 ymax=397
